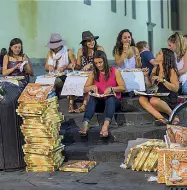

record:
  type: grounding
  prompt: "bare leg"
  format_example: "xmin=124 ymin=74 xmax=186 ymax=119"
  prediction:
xmin=74 ymin=93 xmax=88 ymax=113
xmin=68 ymin=95 xmax=75 ymax=113
xmin=139 ymin=96 xmax=165 ymax=119
xmin=149 ymin=97 xmax=180 ymax=124
xmin=149 ymin=97 xmax=172 ymax=115
xmin=100 ymin=96 xmax=120 ymax=137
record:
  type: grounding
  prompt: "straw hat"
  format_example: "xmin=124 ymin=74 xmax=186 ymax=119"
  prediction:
xmin=46 ymin=33 xmax=65 ymax=49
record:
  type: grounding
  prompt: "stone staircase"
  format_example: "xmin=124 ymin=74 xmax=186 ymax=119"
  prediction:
xmin=30 ymin=62 xmax=187 ymax=164
xmin=59 ymin=96 xmax=168 ymax=163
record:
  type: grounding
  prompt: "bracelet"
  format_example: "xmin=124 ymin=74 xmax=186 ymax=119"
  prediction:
xmin=110 ymin=87 xmax=114 ymax=94
xmin=162 ymin=79 xmax=167 ymax=83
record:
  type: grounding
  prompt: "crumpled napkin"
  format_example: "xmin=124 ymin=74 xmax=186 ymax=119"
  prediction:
xmin=20 ymin=61 xmax=28 ymax=72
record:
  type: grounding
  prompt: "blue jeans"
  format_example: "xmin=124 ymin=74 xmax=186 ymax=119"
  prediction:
xmin=83 ymin=96 xmax=121 ymax=123
xmin=182 ymin=81 xmax=187 ymax=95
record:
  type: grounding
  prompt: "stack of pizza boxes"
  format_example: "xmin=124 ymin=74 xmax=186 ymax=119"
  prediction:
xmin=124 ymin=139 xmax=166 ymax=172
xmin=17 ymin=83 xmax=64 ymax=172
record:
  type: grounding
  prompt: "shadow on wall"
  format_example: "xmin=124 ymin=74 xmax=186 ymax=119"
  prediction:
xmin=17 ymin=0 xmax=38 ymax=50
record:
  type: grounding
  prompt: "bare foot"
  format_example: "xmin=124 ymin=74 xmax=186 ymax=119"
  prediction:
xmin=100 ymin=125 xmax=109 ymax=138
xmin=172 ymin=116 xmax=180 ymax=125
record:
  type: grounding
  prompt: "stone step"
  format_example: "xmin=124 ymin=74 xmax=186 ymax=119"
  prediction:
xmin=121 ymin=96 xmax=144 ymax=111
xmin=59 ymin=97 xmax=157 ymax=127
xmin=110 ymin=125 xmax=166 ymax=143
xmin=59 ymin=96 xmax=143 ymax=114
xmin=63 ymin=142 xmax=94 ymax=161
xmin=64 ymin=142 xmax=127 ymax=163
xmin=61 ymin=102 xmax=187 ymax=128
xmin=60 ymin=120 xmax=166 ymax=145
xmin=63 ymin=111 xmax=155 ymax=128
xmin=63 ymin=124 xmax=166 ymax=162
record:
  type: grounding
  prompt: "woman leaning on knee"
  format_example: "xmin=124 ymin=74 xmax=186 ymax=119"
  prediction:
xmin=79 ymin=50 xmax=126 ymax=137
xmin=139 ymin=48 xmax=179 ymax=126
xmin=113 ymin=29 xmax=141 ymax=69
xmin=45 ymin=33 xmax=76 ymax=97
xmin=68 ymin=31 xmax=104 ymax=113
xmin=168 ymin=32 xmax=187 ymax=95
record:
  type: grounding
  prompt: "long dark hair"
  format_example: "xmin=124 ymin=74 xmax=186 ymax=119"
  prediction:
xmin=8 ymin=38 xmax=24 ymax=57
xmin=82 ymin=39 xmax=98 ymax=59
xmin=93 ymin=50 xmax=110 ymax=82
xmin=113 ymin=29 xmax=135 ymax=56
xmin=156 ymin=48 xmax=179 ymax=80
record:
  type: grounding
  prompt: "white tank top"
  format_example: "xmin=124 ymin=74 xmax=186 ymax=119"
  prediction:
xmin=177 ymin=58 xmax=187 ymax=84
xmin=119 ymin=47 xmax=136 ymax=69
xmin=120 ymin=56 xmax=136 ymax=69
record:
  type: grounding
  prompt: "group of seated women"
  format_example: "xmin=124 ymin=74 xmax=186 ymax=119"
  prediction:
xmin=1 ymin=29 xmax=187 ymax=137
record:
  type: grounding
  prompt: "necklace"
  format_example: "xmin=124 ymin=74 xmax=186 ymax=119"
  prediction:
xmin=12 ymin=55 xmax=20 ymax=61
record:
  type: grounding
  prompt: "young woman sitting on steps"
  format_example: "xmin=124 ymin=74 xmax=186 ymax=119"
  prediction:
xmin=139 ymin=48 xmax=179 ymax=126
xmin=113 ymin=29 xmax=141 ymax=69
xmin=79 ymin=50 xmax=126 ymax=137
xmin=68 ymin=31 xmax=104 ymax=113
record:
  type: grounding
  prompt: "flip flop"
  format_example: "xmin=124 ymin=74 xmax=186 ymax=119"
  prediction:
xmin=100 ymin=130 xmax=109 ymax=138
xmin=68 ymin=103 xmax=75 ymax=113
xmin=79 ymin=121 xmax=90 ymax=136
xmin=100 ymin=126 xmax=109 ymax=138
xmin=154 ymin=118 xmax=168 ymax=126
xmin=74 ymin=104 xmax=86 ymax=113
xmin=172 ymin=116 xmax=180 ymax=125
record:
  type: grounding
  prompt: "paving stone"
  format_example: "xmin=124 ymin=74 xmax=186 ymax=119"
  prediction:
xmin=0 ymin=162 xmax=167 ymax=190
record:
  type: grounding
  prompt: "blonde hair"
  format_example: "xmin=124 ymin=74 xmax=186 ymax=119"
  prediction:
xmin=168 ymin=32 xmax=187 ymax=59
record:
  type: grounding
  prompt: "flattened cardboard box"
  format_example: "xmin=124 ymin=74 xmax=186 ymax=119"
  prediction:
xmin=60 ymin=160 xmax=97 ymax=173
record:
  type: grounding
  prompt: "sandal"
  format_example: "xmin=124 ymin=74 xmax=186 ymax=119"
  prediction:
xmin=74 ymin=104 xmax=86 ymax=113
xmin=79 ymin=121 xmax=90 ymax=136
xmin=100 ymin=126 xmax=109 ymax=138
xmin=154 ymin=118 xmax=168 ymax=126
xmin=68 ymin=103 xmax=74 ymax=113
xmin=172 ymin=116 xmax=180 ymax=125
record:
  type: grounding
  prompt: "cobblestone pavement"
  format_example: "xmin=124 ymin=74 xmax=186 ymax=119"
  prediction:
xmin=0 ymin=162 xmax=166 ymax=190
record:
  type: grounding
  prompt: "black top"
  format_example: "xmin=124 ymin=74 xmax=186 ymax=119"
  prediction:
xmin=140 ymin=51 xmax=154 ymax=76
xmin=157 ymin=76 xmax=178 ymax=109
xmin=81 ymin=55 xmax=93 ymax=68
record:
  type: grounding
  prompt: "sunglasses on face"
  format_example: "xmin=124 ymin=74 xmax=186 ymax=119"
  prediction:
xmin=50 ymin=46 xmax=63 ymax=52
